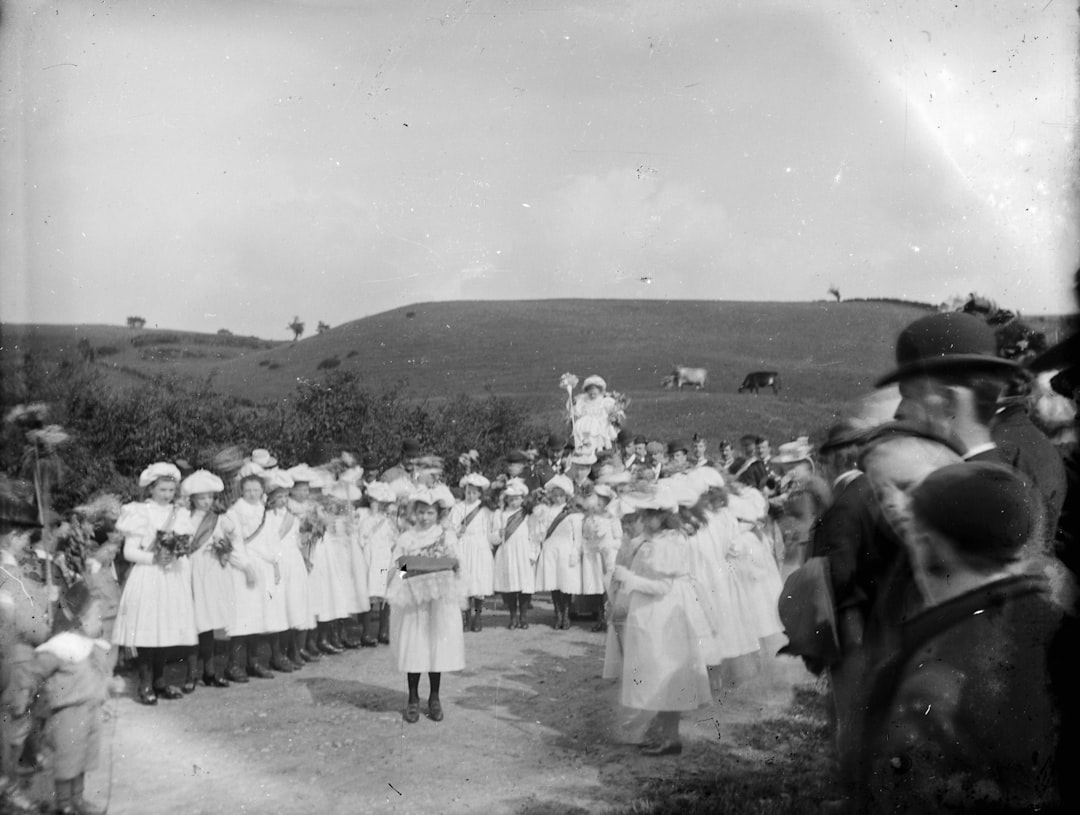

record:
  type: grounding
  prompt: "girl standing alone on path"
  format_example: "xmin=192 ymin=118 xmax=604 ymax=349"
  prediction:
xmin=385 ymin=488 xmax=465 ymax=723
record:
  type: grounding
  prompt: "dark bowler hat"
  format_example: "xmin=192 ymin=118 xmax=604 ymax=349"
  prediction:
xmin=668 ymin=439 xmax=690 ymax=455
xmin=874 ymin=312 xmax=1019 ymax=388
xmin=506 ymin=450 xmax=529 ymax=464
xmin=911 ymin=461 xmax=1037 ymax=564
xmin=546 ymin=433 xmax=565 ymax=450
xmin=818 ymin=419 xmax=871 ymax=453
xmin=616 ymin=428 xmax=633 ymax=445
xmin=401 ymin=438 xmax=421 ymax=458
xmin=361 ymin=454 xmax=380 ymax=471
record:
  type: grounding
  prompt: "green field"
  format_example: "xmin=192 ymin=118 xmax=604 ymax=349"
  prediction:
xmin=6 ymin=299 xmax=1061 ymax=447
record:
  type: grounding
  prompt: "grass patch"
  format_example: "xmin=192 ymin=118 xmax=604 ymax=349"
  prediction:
xmin=616 ymin=686 xmax=839 ymax=815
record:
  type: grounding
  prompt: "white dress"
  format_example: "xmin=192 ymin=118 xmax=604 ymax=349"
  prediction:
xmin=345 ymin=508 xmax=371 ymax=615
xmin=448 ymin=501 xmax=496 ymax=598
xmin=273 ymin=504 xmax=315 ymax=630
xmin=534 ymin=504 xmax=583 ymax=593
xmin=604 ymin=529 xmax=713 ymax=711
xmin=725 ymin=490 xmax=784 ymax=641
xmin=112 ymin=501 xmax=198 ymax=649
xmin=492 ymin=509 xmax=538 ymax=594
xmin=385 ymin=525 xmax=466 ymax=673
xmin=184 ymin=508 xmax=236 ymax=634
xmin=581 ymin=512 xmax=619 ymax=595
xmin=572 ymin=392 xmax=617 ymax=452
xmin=359 ymin=510 xmax=396 ymax=599
xmin=687 ymin=512 xmax=760 ymax=662
xmin=225 ymin=498 xmax=288 ymax=636
xmin=318 ymin=508 xmax=358 ymax=620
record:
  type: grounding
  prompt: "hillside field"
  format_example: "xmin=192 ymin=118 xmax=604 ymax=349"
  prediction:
xmin=2 ymin=299 xmax=972 ymax=446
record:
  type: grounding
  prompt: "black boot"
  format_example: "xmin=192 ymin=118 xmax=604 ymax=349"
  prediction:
xmin=378 ymin=604 xmax=391 ymax=644
xmin=304 ymin=629 xmax=322 ymax=661
xmin=225 ymin=639 xmax=249 ymax=683
xmin=246 ymin=636 xmax=275 ymax=679
xmin=340 ymin=618 xmax=362 ymax=649
xmin=463 ymin=607 xmax=472 ymax=632
xmin=360 ymin=608 xmax=379 ymax=647
xmin=317 ymin=622 xmax=342 ymax=655
xmin=519 ymin=594 xmax=531 ymax=629
xmin=269 ymin=632 xmax=294 ymax=672
xmin=471 ymin=598 xmax=483 ymax=632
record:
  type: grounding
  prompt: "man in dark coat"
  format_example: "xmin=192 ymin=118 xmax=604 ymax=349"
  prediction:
xmin=858 ymin=463 xmax=1071 ymax=813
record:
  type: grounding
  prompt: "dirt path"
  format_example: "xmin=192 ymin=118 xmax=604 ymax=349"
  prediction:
xmin=77 ymin=599 xmax=816 ymax=815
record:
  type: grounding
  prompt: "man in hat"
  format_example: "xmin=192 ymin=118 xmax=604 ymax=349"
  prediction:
xmin=1 ymin=479 xmax=51 ymax=813
xmin=533 ymin=433 xmax=568 ymax=488
xmin=379 ymin=439 xmax=421 ymax=493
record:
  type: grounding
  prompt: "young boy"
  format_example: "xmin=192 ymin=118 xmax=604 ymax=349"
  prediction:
xmin=18 ymin=582 xmax=110 ymax=815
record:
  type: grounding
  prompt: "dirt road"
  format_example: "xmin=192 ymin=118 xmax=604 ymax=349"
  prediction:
xmin=77 ymin=599 xmax=816 ymax=815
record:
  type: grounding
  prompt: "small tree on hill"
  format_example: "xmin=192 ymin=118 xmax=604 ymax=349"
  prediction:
xmin=126 ymin=316 xmax=146 ymax=329
xmin=317 ymin=321 xmax=331 ymax=335
xmin=217 ymin=328 xmax=233 ymax=337
xmin=827 ymin=286 xmax=841 ymax=302
xmin=287 ymin=316 xmax=305 ymax=341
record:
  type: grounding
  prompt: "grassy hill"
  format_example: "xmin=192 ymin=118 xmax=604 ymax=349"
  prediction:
xmin=2 ymin=300 xmax=952 ymax=446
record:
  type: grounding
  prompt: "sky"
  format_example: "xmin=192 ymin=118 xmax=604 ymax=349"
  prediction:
xmin=1 ymin=0 xmax=1078 ymax=339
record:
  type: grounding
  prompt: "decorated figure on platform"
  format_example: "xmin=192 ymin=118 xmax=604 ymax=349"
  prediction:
xmin=563 ymin=373 xmax=629 ymax=456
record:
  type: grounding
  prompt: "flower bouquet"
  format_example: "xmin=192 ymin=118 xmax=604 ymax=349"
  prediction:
xmin=298 ymin=505 xmax=328 ymax=572
xmin=209 ymin=534 xmax=234 ymax=568
xmin=607 ymin=390 xmax=631 ymax=428
xmin=155 ymin=528 xmax=194 ymax=564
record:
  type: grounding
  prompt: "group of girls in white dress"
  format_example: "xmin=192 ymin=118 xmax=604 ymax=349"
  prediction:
xmin=110 ymin=456 xmax=397 ymax=705
xmin=601 ymin=465 xmax=786 ymax=756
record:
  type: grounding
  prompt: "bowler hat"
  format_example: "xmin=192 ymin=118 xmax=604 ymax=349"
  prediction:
xmin=875 ymin=312 xmax=1018 ymax=387
xmin=506 ymin=450 xmax=529 ymax=464
xmin=401 ymin=439 xmax=421 ymax=458
xmin=911 ymin=461 xmax=1037 ymax=564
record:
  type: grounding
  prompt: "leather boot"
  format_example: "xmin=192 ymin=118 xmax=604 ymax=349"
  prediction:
xmin=225 ymin=639 xmax=249 ymax=683
xmin=317 ymin=623 xmax=342 ymax=655
xmin=377 ymin=604 xmax=391 ymax=644
xmin=359 ymin=610 xmax=378 ymax=647
xmin=340 ymin=618 xmax=362 ymax=649
xmin=304 ymin=629 xmax=322 ymax=661
xmin=518 ymin=607 xmax=529 ymax=629
xmin=327 ymin=621 xmax=346 ymax=651
xmin=507 ymin=610 xmax=518 ymax=630
xmin=471 ymin=599 xmax=483 ymax=632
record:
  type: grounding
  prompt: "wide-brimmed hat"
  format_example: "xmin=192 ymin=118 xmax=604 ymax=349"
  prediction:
xmin=544 ymin=474 xmax=574 ymax=496
xmin=460 ymin=473 xmax=491 ymax=490
xmin=772 ymin=437 xmax=815 ymax=467
xmin=430 ymin=484 xmax=456 ymax=508
xmin=266 ymin=470 xmax=295 ymax=494
xmin=818 ymin=419 xmax=872 ymax=453
xmin=138 ymin=462 xmax=182 ymax=488
xmin=236 ymin=461 xmax=267 ymax=481
xmin=583 ymin=375 xmax=607 ymax=391
xmin=668 ymin=439 xmax=691 ymax=455
xmin=875 ymin=312 xmax=1019 ymax=387
xmin=181 ymin=470 xmax=224 ymax=496
xmin=250 ymin=448 xmax=278 ymax=469
xmin=503 ymin=478 xmax=530 ymax=497
xmin=328 ymin=480 xmax=363 ymax=502
xmin=286 ymin=464 xmax=319 ymax=484
xmin=364 ymin=481 xmax=396 ymax=503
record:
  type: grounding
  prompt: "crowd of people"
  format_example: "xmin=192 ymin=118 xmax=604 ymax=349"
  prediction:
xmin=3 ymin=305 xmax=1080 ymax=813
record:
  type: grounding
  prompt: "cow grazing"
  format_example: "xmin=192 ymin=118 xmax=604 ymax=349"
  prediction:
xmin=663 ymin=366 xmax=708 ymax=390
xmin=738 ymin=371 xmax=780 ymax=395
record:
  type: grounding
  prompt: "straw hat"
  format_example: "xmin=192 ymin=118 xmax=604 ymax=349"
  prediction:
xmin=250 ymin=448 xmax=278 ymax=469
xmin=138 ymin=462 xmax=182 ymax=488
xmin=460 ymin=473 xmax=491 ymax=490
xmin=502 ymin=478 xmax=530 ymax=497
xmin=180 ymin=470 xmax=224 ymax=496
xmin=544 ymin=474 xmax=574 ymax=496
xmin=583 ymin=375 xmax=607 ymax=391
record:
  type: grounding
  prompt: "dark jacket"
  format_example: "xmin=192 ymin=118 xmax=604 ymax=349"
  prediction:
xmin=992 ymin=403 xmax=1068 ymax=539
xmin=859 ymin=572 xmax=1068 ymax=813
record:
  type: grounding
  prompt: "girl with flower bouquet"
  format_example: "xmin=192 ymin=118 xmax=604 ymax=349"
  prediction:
xmin=571 ymin=375 xmax=621 ymax=454
xmin=180 ymin=470 xmax=244 ymax=691
xmin=385 ymin=488 xmax=465 ymax=724
xmin=267 ymin=468 xmax=315 ymax=670
xmin=111 ymin=462 xmax=199 ymax=706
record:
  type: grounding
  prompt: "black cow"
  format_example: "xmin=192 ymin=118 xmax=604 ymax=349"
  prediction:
xmin=738 ymin=371 xmax=780 ymax=395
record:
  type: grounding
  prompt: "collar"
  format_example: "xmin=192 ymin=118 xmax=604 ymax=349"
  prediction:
xmin=962 ymin=442 xmax=998 ymax=460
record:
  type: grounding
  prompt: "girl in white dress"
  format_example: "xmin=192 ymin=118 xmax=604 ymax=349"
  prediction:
xmin=358 ymin=481 xmax=397 ymax=646
xmin=492 ymin=478 xmax=539 ymax=630
xmin=266 ymin=469 xmax=312 ymax=671
xmin=224 ymin=472 xmax=286 ymax=679
xmin=448 ymin=474 xmax=496 ymax=632
xmin=180 ymin=469 xmax=237 ymax=690
xmin=605 ymin=484 xmax=713 ymax=756
xmin=572 ymin=375 xmax=618 ymax=454
xmin=280 ymin=465 xmax=318 ymax=663
xmin=724 ymin=483 xmax=785 ymax=644
xmin=533 ymin=475 xmax=584 ymax=629
xmin=385 ymin=488 xmax=465 ymax=723
xmin=112 ymin=462 xmax=198 ymax=705
xmin=582 ymin=485 xmax=621 ymax=631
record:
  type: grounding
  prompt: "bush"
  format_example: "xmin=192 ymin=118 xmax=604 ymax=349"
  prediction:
xmin=94 ymin=345 xmax=121 ymax=358
xmin=268 ymin=363 xmax=281 ymax=370
xmin=317 ymin=357 xmax=341 ymax=370
xmin=258 ymin=360 xmax=271 ymax=367
xmin=346 ymin=350 xmax=359 ymax=358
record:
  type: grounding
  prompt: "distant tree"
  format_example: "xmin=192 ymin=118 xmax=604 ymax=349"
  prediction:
xmin=217 ymin=328 xmax=233 ymax=337
xmin=126 ymin=316 xmax=146 ymax=329
xmin=287 ymin=316 xmax=305 ymax=341
xmin=827 ymin=286 xmax=841 ymax=302
xmin=76 ymin=338 xmax=95 ymax=362
xmin=317 ymin=321 xmax=331 ymax=335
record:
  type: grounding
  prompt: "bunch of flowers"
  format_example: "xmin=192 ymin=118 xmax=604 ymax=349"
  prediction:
xmin=607 ymin=390 xmax=631 ymax=427
xmin=558 ymin=372 xmax=579 ymax=391
xmin=52 ymin=494 xmax=124 ymax=580
xmin=209 ymin=533 xmax=234 ymax=568
xmin=155 ymin=527 xmax=195 ymax=562
xmin=298 ymin=503 xmax=328 ymax=570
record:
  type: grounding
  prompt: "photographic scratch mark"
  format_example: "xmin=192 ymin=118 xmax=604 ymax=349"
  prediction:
xmin=42 ymin=63 xmax=78 ymax=70
xmin=388 ymin=782 xmax=402 ymax=796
